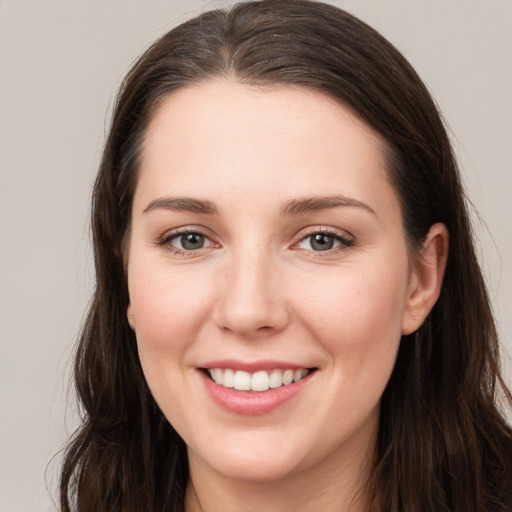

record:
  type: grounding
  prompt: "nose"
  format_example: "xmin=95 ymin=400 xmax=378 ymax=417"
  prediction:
xmin=213 ymin=249 xmax=290 ymax=339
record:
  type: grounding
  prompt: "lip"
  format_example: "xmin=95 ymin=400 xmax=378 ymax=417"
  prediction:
xmin=200 ymin=359 xmax=308 ymax=372
xmin=198 ymin=363 xmax=315 ymax=416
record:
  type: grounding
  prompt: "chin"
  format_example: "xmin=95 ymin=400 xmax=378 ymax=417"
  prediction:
xmin=212 ymin=458 xmax=303 ymax=483
xmin=189 ymin=435 xmax=308 ymax=483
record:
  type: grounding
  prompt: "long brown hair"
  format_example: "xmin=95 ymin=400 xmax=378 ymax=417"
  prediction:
xmin=60 ymin=1 xmax=512 ymax=510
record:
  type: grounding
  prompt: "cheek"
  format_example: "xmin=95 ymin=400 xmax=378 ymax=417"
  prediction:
xmin=128 ymin=267 xmax=213 ymax=360
xmin=127 ymin=267 xmax=214 ymax=425
xmin=295 ymin=263 xmax=408 ymax=366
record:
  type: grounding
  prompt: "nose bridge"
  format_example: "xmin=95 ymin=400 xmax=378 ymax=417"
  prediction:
xmin=214 ymin=241 xmax=288 ymax=337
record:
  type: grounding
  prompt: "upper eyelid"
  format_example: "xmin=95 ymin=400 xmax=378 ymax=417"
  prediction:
xmin=158 ymin=228 xmax=218 ymax=256
xmin=156 ymin=229 xmax=218 ymax=256
xmin=292 ymin=227 xmax=355 ymax=252
xmin=295 ymin=225 xmax=354 ymax=240
xmin=159 ymin=225 xmax=216 ymax=241
xmin=156 ymin=225 xmax=354 ymax=247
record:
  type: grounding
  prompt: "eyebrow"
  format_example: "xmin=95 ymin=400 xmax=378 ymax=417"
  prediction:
xmin=281 ymin=195 xmax=376 ymax=217
xmin=143 ymin=197 xmax=219 ymax=215
xmin=142 ymin=194 xmax=375 ymax=217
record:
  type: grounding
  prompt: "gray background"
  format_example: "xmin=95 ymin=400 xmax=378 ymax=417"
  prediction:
xmin=1 ymin=1 xmax=511 ymax=510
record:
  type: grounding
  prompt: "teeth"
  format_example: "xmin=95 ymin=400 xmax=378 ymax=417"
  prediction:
xmin=213 ymin=368 xmax=223 ymax=385
xmin=269 ymin=369 xmax=283 ymax=388
xmin=294 ymin=369 xmax=308 ymax=382
xmin=283 ymin=369 xmax=294 ymax=385
xmin=233 ymin=370 xmax=251 ymax=390
xmin=223 ymin=368 xmax=235 ymax=388
xmin=251 ymin=371 xmax=270 ymax=391
xmin=206 ymin=368 xmax=311 ymax=392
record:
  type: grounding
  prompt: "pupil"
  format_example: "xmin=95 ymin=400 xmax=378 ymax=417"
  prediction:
xmin=182 ymin=233 xmax=204 ymax=250
xmin=311 ymin=234 xmax=333 ymax=251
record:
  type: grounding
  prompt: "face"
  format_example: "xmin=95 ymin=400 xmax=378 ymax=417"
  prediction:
xmin=126 ymin=81 xmax=422 ymax=484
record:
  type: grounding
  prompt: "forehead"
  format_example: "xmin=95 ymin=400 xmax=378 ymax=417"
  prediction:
xmin=136 ymin=80 xmax=395 ymax=214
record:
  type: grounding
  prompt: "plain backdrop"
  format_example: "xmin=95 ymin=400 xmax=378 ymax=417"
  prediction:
xmin=1 ymin=1 xmax=511 ymax=510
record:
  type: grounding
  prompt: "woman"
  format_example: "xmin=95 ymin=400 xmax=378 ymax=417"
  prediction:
xmin=60 ymin=1 xmax=512 ymax=510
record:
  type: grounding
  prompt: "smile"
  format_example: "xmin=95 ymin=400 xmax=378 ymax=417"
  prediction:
xmin=200 ymin=365 xmax=317 ymax=415
xmin=207 ymin=368 xmax=311 ymax=392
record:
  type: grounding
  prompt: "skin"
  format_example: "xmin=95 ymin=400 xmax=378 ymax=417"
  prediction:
xmin=126 ymin=80 xmax=448 ymax=512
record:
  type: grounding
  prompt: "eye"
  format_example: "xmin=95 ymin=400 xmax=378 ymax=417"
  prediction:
xmin=174 ymin=232 xmax=207 ymax=251
xmin=295 ymin=230 xmax=354 ymax=252
xmin=160 ymin=230 xmax=216 ymax=253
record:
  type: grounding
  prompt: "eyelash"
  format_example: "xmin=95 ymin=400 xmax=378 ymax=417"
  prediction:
xmin=157 ymin=227 xmax=355 ymax=257
xmin=157 ymin=228 xmax=217 ymax=257
xmin=293 ymin=228 xmax=355 ymax=255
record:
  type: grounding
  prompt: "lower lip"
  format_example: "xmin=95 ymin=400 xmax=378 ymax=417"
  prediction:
xmin=200 ymin=371 xmax=312 ymax=415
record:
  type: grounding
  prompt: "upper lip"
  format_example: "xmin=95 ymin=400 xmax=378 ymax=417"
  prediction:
xmin=199 ymin=359 xmax=314 ymax=372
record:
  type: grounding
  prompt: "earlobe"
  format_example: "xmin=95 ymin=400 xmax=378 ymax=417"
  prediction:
xmin=127 ymin=304 xmax=136 ymax=330
xmin=401 ymin=223 xmax=449 ymax=335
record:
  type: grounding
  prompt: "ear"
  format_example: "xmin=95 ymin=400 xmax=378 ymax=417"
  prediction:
xmin=401 ymin=223 xmax=449 ymax=335
xmin=127 ymin=304 xmax=136 ymax=330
